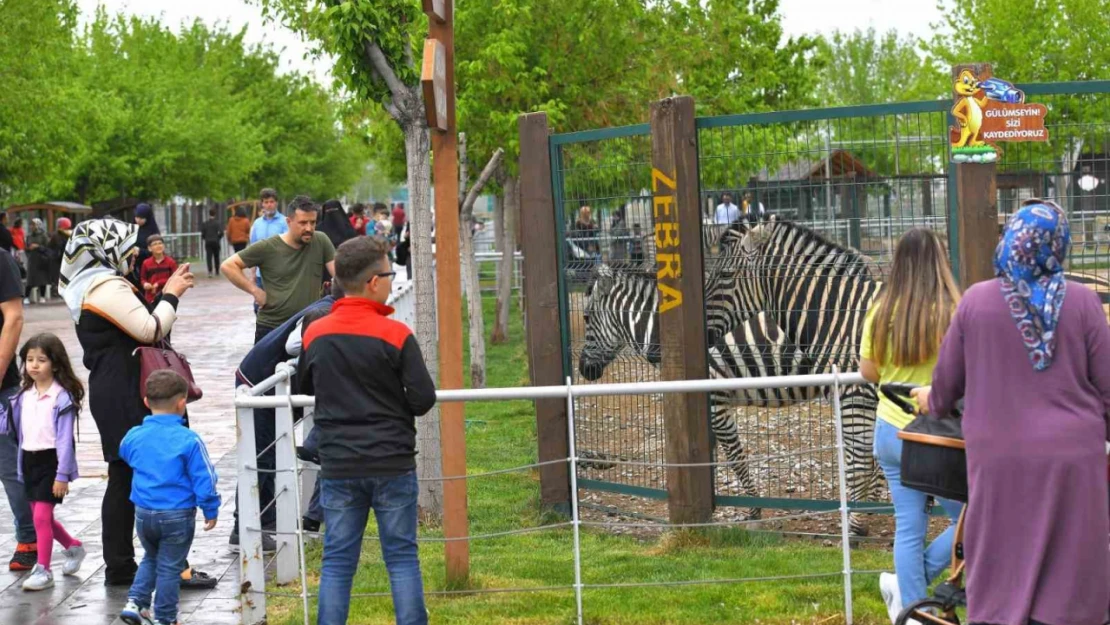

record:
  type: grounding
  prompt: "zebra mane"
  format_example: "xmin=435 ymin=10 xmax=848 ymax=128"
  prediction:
xmin=723 ymin=219 xmax=876 ymax=276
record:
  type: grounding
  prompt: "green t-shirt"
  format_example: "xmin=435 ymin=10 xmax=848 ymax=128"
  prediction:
xmin=859 ymin=305 xmax=937 ymax=429
xmin=239 ymin=231 xmax=336 ymax=328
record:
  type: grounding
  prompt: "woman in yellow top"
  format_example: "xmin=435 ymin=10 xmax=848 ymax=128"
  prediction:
xmin=860 ymin=228 xmax=963 ymax=624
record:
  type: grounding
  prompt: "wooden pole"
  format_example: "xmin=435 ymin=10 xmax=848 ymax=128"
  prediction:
xmin=950 ymin=63 xmax=1000 ymax=288
xmin=649 ymin=96 xmax=713 ymax=524
xmin=426 ymin=0 xmax=468 ymax=583
xmin=956 ymin=163 xmax=998 ymax=286
xmin=518 ymin=112 xmax=571 ymax=513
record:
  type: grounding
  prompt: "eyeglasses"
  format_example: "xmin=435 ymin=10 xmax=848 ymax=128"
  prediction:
xmin=369 ymin=271 xmax=396 ymax=284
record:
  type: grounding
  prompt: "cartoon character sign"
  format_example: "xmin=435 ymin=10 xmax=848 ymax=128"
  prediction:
xmin=950 ymin=66 xmax=1049 ymax=163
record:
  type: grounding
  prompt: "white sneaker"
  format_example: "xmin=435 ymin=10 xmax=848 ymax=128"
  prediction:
xmin=61 ymin=544 xmax=86 ymax=575
xmin=21 ymin=563 xmax=54 ymax=591
xmin=120 ymin=599 xmax=155 ymax=625
xmin=879 ymin=572 xmax=903 ymax=624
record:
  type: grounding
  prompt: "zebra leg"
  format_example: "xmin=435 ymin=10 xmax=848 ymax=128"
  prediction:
xmin=709 ymin=392 xmax=761 ymax=520
xmin=837 ymin=384 xmax=879 ymax=536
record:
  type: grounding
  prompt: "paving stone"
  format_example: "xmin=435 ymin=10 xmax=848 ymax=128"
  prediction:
xmin=0 ymin=278 xmax=257 ymax=624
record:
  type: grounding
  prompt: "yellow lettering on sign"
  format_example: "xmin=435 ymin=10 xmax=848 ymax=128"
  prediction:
xmin=653 ymin=195 xmax=674 ymax=218
xmin=658 ymin=283 xmax=683 ymax=313
xmin=657 ymin=254 xmax=681 ymax=280
xmin=652 ymin=167 xmax=676 ymax=192
xmin=654 ymin=222 xmax=679 ymax=249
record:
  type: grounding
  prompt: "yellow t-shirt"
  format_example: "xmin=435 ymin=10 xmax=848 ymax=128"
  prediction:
xmin=859 ymin=305 xmax=937 ymax=429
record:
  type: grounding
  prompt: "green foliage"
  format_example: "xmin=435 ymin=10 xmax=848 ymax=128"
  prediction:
xmin=929 ymin=0 xmax=1110 ymax=172
xmin=0 ymin=0 xmax=367 ymax=206
xmin=817 ymin=29 xmax=946 ymax=106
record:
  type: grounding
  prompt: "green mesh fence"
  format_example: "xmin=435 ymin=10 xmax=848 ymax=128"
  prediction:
xmin=997 ymin=84 xmax=1110 ymax=319
xmin=551 ymin=126 xmax=672 ymax=498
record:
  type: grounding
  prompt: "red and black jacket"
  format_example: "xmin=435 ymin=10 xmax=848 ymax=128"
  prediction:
xmin=302 ymin=297 xmax=436 ymax=479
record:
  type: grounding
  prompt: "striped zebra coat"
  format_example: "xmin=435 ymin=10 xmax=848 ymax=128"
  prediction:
xmin=579 ymin=219 xmax=886 ymax=534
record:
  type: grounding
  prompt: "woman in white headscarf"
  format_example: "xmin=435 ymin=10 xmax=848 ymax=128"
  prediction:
xmin=59 ymin=218 xmax=215 ymax=589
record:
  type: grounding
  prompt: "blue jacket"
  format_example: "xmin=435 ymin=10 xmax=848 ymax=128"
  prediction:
xmin=119 ymin=414 xmax=221 ymax=520
xmin=0 ymin=387 xmax=79 ymax=484
xmin=249 ymin=213 xmax=288 ymax=244
xmin=236 ymin=295 xmax=334 ymax=388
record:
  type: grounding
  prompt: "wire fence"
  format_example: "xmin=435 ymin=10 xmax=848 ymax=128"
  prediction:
xmin=233 ymin=368 xmax=877 ymax=625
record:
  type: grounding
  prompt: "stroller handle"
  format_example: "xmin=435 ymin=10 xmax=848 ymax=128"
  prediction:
xmin=879 ymin=383 xmax=920 ymax=415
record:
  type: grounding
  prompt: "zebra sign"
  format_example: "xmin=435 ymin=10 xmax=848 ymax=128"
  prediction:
xmin=652 ymin=167 xmax=683 ymax=313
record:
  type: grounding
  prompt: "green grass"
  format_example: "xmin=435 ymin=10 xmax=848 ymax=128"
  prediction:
xmin=268 ymin=295 xmax=895 ymax=625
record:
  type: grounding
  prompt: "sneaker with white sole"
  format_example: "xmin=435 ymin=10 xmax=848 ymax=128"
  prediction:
xmin=120 ymin=599 xmax=154 ymax=625
xmin=21 ymin=564 xmax=54 ymax=591
xmin=61 ymin=544 xmax=86 ymax=576
xmin=879 ymin=572 xmax=903 ymax=624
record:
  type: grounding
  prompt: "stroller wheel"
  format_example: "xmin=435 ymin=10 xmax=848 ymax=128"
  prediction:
xmin=896 ymin=598 xmax=959 ymax=625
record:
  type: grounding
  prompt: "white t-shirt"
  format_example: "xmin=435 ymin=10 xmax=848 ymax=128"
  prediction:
xmin=715 ymin=202 xmax=740 ymax=225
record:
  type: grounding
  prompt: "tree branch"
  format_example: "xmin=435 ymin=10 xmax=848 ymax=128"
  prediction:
xmin=462 ymin=148 xmax=506 ymax=215
xmin=364 ymin=40 xmax=408 ymax=103
xmin=458 ymin=133 xmax=469 ymax=207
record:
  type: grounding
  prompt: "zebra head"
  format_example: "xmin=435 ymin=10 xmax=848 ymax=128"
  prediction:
xmin=578 ymin=263 xmax=660 ymax=381
xmin=703 ymin=220 xmax=772 ymax=345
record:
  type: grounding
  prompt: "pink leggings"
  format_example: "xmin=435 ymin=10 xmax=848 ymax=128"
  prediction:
xmin=31 ymin=501 xmax=80 ymax=569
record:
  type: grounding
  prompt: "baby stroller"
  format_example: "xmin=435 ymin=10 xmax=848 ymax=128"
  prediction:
xmin=878 ymin=383 xmax=967 ymax=625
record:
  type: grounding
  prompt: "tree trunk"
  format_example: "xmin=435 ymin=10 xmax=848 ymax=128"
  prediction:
xmin=403 ymin=120 xmax=443 ymax=518
xmin=458 ymin=135 xmax=487 ymax=388
xmin=492 ymin=190 xmax=505 ymax=297
xmin=491 ymin=175 xmax=518 ymax=344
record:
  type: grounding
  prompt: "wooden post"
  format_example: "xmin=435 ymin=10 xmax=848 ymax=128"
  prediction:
xmin=426 ymin=0 xmax=468 ymax=583
xmin=956 ymin=163 xmax=998 ymax=286
xmin=649 ymin=96 xmax=713 ymax=525
xmin=518 ymin=112 xmax=570 ymax=513
xmin=950 ymin=62 xmax=1000 ymax=288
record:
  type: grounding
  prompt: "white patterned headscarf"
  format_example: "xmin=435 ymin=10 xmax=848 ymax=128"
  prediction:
xmin=60 ymin=218 xmax=139 ymax=322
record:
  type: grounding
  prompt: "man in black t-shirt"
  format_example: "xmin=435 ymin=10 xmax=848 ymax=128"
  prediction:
xmin=0 ymin=252 xmax=31 ymax=570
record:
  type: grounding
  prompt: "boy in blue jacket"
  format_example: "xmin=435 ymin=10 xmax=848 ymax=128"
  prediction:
xmin=118 ymin=370 xmax=220 ymax=625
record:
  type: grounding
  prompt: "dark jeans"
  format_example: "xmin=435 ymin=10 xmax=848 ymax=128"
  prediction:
xmin=204 ymin=242 xmax=221 ymax=274
xmin=232 ymin=242 xmax=247 ymax=253
xmin=130 ymin=507 xmax=195 ymax=624
xmin=255 ymin=323 xmax=276 ymax=345
xmin=0 ymin=387 xmax=34 ymax=544
xmin=104 ymin=460 xmax=138 ymax=580
xmin=302 ymin=426 xmax=323 ymax=523
xmin=318 ymin=471 xmax=425 ymax=625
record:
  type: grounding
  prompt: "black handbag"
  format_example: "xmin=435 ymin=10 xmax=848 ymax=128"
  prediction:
xmin=880 ymin=384 xmax=968 ymax=503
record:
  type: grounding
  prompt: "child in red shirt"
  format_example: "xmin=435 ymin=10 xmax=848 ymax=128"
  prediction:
xmin=139 ymin=235 xmax=178 ymax=303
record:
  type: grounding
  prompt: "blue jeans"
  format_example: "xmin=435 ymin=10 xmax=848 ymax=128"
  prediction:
xmin=318 ymin=471 xmax=426 ymax=625
xmin=0 ymin=386 xmax=34 ymax=544
xmin=874 ymin=419 xmax=963 ymax=606
xmin=129 ymin=508 xmax=196 ymax=624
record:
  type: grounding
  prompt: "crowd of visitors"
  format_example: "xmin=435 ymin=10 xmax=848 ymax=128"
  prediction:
xmin=2 ymin=185 xmax=1105 ymax=625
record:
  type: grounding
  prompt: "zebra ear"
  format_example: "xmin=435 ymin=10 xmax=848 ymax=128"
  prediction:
xmin=591 ymin=263 xmax=615 ymax=292
xmin=745 ymin=222 xmax=773 ymax=251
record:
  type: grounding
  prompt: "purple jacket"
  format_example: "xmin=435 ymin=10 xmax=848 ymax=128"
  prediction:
xmin=0 ymin=387 xmax=79 ymax=484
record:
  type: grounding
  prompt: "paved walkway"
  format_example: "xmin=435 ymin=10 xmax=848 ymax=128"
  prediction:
xmin=0 ymin=276 xmax=257 ymax=624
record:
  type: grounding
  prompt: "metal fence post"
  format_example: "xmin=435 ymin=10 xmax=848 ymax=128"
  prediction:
xmin=299 ymin=408 xmax=317 ymax=516
xmin=236 ymin=392 xmax=266 ymax=625
xmin=565 ymin=377 xmax=584 ymax=625
xmin=831 ymin=366 xmax=854 ymax=625
xmin=273 ymin=368 xmax=299 ymax=585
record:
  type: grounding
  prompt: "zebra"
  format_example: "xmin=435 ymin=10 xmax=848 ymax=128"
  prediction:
xmin=704 ymin=219 xmax=888 ymax=531
xmin=578 ymin=261 xmax=833 ymax=523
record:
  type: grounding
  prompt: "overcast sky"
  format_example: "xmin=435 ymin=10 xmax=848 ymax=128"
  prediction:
xmin=74 ymin=0 xmax=945 ymax=86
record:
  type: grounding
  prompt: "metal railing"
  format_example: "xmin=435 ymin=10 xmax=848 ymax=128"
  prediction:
xmin=234 ymin=367 xmax=879 ymax=625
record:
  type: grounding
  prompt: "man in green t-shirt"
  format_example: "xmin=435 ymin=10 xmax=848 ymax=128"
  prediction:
xmin=222 ymin=196 xmax=337 ymax=343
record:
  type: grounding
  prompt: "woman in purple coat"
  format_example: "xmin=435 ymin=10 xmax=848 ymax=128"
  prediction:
xmin=915 ymin=200 xmax=1110 ymax=625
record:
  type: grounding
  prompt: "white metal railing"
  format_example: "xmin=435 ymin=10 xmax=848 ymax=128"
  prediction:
xmin=233 ymin=368 xmax=876 ymax=625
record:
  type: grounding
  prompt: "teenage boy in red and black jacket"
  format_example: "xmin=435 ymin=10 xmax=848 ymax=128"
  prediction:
xmin=301 ymin=235 xmax=435 ymax=625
